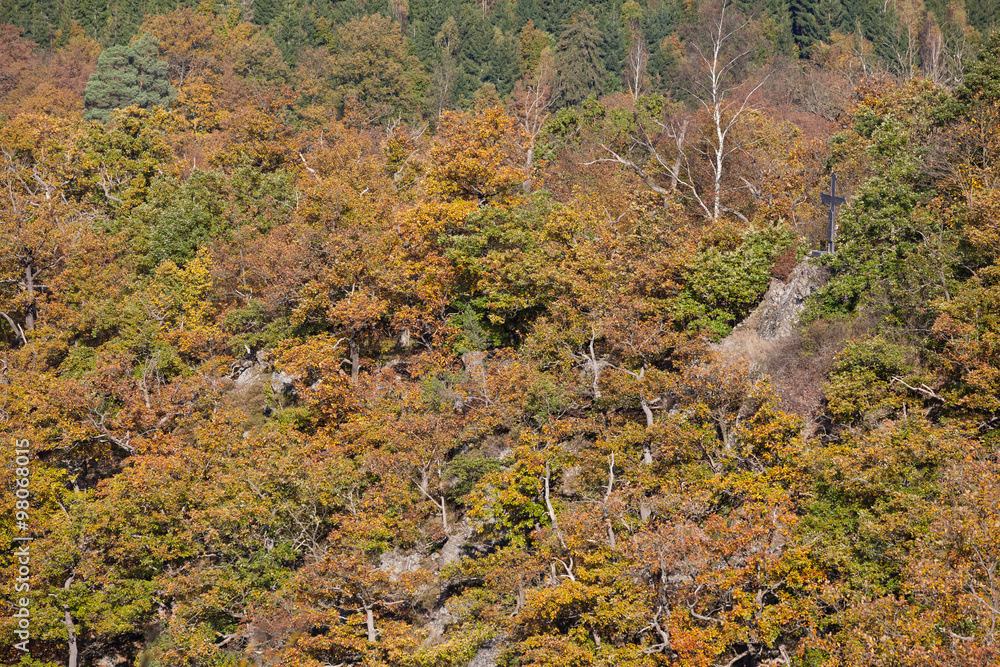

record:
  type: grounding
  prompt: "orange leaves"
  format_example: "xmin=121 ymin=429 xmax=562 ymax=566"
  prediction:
xmin=326 ymin=288 xmax=389 ymax=335
xmin=428 ymin=105 xmax=527 ymax=203
xmin=728 ymin=109 xmax=825 ymax=229
xmin=931 ymin=271 xmax=1000 ymax=415
xmin=944 ymin=98 xmax=1000 ymax=261
xmin=0 ymin=112 xmax=96 ymax=340
xmin=140 ymin=7 xmax=225 ymax=132
xmin=208 ymin=87 xmax=297 ymax=172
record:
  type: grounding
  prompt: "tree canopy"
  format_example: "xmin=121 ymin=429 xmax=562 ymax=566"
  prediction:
xmin=3 ymin=3 xmax=1000 ymax=667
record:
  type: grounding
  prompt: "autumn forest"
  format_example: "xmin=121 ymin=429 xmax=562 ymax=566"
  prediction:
xmin=2 ymin=0 xmax=1000 ymax=665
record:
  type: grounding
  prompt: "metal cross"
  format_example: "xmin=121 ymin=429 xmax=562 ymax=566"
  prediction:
xmin=820 ymin=172 xmax=846 ymax=253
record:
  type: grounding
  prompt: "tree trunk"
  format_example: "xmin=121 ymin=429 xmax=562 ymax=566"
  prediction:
xmin=24 ymin=263 xmax=35 ymax=331
xmin=65 ymin=610 xmax=78 ymax=667
xmin=523 ymin=146 xmax=534 ymax=193
xmin=365 ymin=605 xmax=377 ymax=643
xmin=439 ymin=495 xmax=449 ymax=533
xmin=64 ymin=576 xmax=77 ymax=667
xmin=544 ymin=460 xmax=566 ymax=548
xmin=641 ymin=399 xmax=654 ymax=464
xmin=350 ymin=338 xmax=360 ymax=383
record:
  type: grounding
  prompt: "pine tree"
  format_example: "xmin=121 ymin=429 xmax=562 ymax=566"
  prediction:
xmin=518 ymin=0 xmax=586 ymax=36
xmin=72 ymin=0 xmax=111 ymax=42
xmin=103 ymin=0 xmax=143 ymax=46
xmin=596 ymin=5 xmax=625 ymax=91
xmin=957 ymin=29 xmax=1000 ymax=104
xmin=28 ymin=0 xmax=59 ymax=47
xmin=840 ymin=0 xmax=892 ymax=48
xmin=790 ymin=0 xmax=825 ymax=54
xmin=965 ymin=0 xmax=1000 ymax=34
xmin=790 ymin=0 xmax=846 ymax=56
xmin=84 ymin=33 xmax=176 ymax=122
xmin=484 ymin=29 xmax=518 ymax=96
xmin=252 ymin=0 xmax=282 ymax=26
xmin=554 ymin=10 xmax=608 ymax=107
xmin=820 ymin=0 xmax=849 ymax=33
xmin=764 ymin=0 xmax=796 ymax=56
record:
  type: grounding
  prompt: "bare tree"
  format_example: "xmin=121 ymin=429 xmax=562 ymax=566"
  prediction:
xmin=891 ymin=0 xmax=925 ymax=79
xmin=433 ymin=17 xmax=459 ymax=119
xmin=688 ymin=1 xmax=768 ymax=221
xmin=511 ymin=52 xmax=554 ymax=193
xmin=583 ymin=2 xmax=766 ymax=222
xmin=625 ymin=35 xmax=649 ymax=101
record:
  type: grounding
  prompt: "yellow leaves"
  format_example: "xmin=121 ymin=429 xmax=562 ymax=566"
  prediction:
xmin=427 ymin=105 xmax=527 ymax=202
xmin=518 ymin=572 xmax=648 ymax=639
xmin=326 ymin=288 xmax=389 ymax=332
xmin=402 ymin=200 xmax=479 ymax=239
xmin=174 ymin=74 xmax=224 ymax=132
xmin=516 ymin=635 xmax=596 ymax=667
xmin=729 ymin=109 xmax=823 ymax=226
xmin=144 ymin=248 xmax=219 ymax=355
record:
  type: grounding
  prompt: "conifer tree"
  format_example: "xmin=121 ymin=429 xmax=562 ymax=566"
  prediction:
xmin=2 ymin=0 xmax=58 ymax=46
xmin=83 ymin=33 xmax=175 ymax=123
xmin=957 ymin=29 xmax=1000 ymax=104
xmin=790 ymin=0 xmax=823 ymax=54
xmin=964 ymin=0 xmax=1000 ymax=34
xmin=790 ymin=0 xmax=846 ymax=56
xmin=554 ymin=10 xmax=607 ymax=107
xmin=252 ymin=0 xmax=282 ymax=26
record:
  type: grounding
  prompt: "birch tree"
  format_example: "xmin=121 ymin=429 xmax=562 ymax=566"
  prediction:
xmin=583 ymin=1 xmax=767 ymax=222
xmin=687 ymin=0 xmax=768 ymax=221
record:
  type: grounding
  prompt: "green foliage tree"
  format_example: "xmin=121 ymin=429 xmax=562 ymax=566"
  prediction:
xmin=675 ymin=226 xmax=799 ymax=337
xmin=83 ymin=33 xmax=175 ymax=123
xmin=957 ymin=29 xmax=1000 ymax=105
xmin=330 ymin=14 xmax=426 ymax=121
xmin=790 ymin=0 xmax=846 ymax=55
xmin=554 ymin=10 xmax=608 ymax=107
xmin=811 ymin=80 xmax=958 ymax=324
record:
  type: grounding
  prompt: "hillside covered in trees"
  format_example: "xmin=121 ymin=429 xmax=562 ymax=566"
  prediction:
xmin=3 ymin=0 xmax=1000 ymax=665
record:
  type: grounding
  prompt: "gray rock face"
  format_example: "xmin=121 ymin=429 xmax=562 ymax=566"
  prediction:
xmin=468 ymin=636 xmax=506 ymax=667
xmin=378 ymin=549 xmax=423 ymax=581
xmin=755 ymin=259 xmax=830 ymax=341
xmin=439 ymin=521 xmax=473 ymax=566
xmin=422 ymin=606 xmax=457 ymax=646
xmin=270 ymin=371 xmax=297 ymax=395
xmin=233 ymin=367 xmax=264 ymax=393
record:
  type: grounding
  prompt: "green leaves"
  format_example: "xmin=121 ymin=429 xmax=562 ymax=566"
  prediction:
xmin=823 ymin=336 xmax=911 ymax=423
xmin=675 ymin=226 xmax=798 ymax=338
xmin=83 ymin=34 xmax=176 ymax=124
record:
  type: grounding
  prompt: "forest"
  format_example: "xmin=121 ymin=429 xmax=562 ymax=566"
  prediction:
xmin=2 ymin=0 xmax=1000 ymax=665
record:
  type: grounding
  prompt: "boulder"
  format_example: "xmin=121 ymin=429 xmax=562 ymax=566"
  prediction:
xmin=233 ymin=367 xmax=264 ymax=394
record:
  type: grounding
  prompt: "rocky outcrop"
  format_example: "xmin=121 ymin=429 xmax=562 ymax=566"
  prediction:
xmin=439 ymin=521 xmax=473 ymax=567
xmin=378 ymin=549 xmax=423 ymax=581
xmin=712 ymin=257 xmax=832 ymax=426
xmin=270 ymin=370 xmax=296 ymax=395
xmin=233 ymin=366 xmax=264 ymax=393
xmin=715 ymin=257 xmax=830 ymax=358
xmin=468 ymin=636 xmax=506 ymax=667
xmin=755 ymin=259 xmax=831 ymax=341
